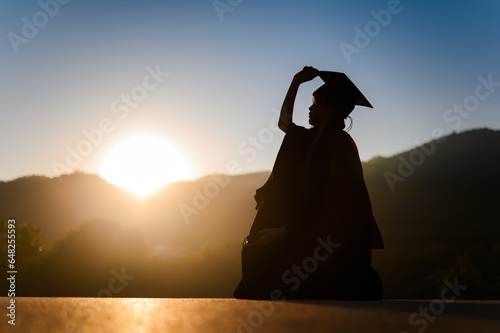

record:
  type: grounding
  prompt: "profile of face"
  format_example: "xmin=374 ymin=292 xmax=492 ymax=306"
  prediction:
xmin=308 ymin=95 xmax=334 ymax=127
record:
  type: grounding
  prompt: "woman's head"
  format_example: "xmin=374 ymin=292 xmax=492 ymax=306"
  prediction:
xmin=309 ymin=87 xmax=355 ymax=129
xmin=310 ymin=71 xmax=372 ymax=129
xmin=308 ymin=95 xmax=333 ymax=128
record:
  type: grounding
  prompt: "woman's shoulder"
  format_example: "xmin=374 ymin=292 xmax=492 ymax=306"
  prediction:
xmin=285 ymin=122 xmax=316 ymax=139
xmin=324 ymin=130 xmax=362 ymax=168
xmin=287 ymin=122 xmax=309 ymax=133
xmin=326 ymin=130 xmax=357 ymax=150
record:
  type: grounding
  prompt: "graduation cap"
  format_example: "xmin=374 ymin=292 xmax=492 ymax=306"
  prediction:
xmin=314 ymin=71 xmax=373 ymax=111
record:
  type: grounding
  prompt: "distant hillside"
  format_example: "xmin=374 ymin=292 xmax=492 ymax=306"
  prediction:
xmin=1 ymin=127 xmax=499 ymax=298
xmin=363 ymin=128 xmax=500 ymax=297
xmin=365 ymin=128 xmax=500 ymax=246
xmin=1 ymin=173 xmax=139 ymax=247
xmin=0 ymin=170 xmax=271 ymax=249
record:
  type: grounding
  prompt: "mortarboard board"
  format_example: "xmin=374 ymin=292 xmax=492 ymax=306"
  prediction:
xmin=314 ymin=71 xmax=373 ymax=109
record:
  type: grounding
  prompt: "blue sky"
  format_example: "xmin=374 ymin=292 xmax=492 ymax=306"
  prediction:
xmin=1 ymin=0 xmax=499 ymax=182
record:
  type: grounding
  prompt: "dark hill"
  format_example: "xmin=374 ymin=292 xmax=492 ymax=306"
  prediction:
xmin=362 ymin=128 xmax=500 ymax=297
xmin=1 ymin=128 xmax=499 ymax=298
xmin=363 ymin=128 xmax=500 ymax=247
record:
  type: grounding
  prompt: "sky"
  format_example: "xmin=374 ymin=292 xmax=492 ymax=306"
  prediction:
xmin=1 ymin=0 xmax=500 ymax=184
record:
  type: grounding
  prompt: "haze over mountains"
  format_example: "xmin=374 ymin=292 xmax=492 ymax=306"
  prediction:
xmin=1 ymin=128 xmax=499 ymax=299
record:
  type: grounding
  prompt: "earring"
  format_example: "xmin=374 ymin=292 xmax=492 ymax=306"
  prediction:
xmin=346 ymin=116 xmax=353 ymax=132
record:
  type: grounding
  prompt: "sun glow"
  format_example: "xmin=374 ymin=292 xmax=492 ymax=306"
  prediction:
xmin=99 ymin=133 xmax=192 ymax=198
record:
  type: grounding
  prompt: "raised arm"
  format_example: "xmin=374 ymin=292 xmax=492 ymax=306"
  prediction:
xmin=278 ymin=66 xmax=319 ymax=133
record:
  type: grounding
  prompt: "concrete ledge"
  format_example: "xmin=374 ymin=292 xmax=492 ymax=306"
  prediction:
xmin=1 ymin=297 xmax=499 ymax=332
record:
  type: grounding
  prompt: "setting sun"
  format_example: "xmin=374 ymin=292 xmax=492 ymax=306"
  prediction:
xmin=99 ymin=133 xmax=192 ymax=198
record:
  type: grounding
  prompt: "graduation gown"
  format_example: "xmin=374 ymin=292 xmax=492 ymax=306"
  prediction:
xmin=233 ymin=122 xmax=384 ymax=300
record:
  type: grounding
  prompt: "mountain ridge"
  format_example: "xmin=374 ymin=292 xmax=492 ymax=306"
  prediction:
xmin=2 ymin=127 xmax=499 ymax=248
xmin=1 ymin=127 xmax=499 ymax=298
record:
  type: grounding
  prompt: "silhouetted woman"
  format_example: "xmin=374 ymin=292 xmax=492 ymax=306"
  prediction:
xmin=234 ymin=66 xmax=384 ymax=300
